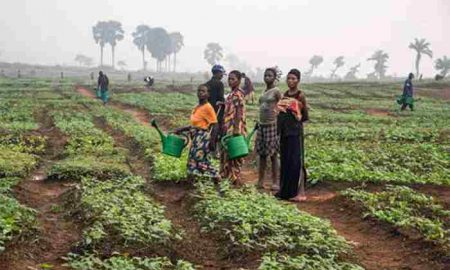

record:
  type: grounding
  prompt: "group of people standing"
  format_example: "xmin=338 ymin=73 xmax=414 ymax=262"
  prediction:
xmin=176 ymin=65 xmax=309 ymax=202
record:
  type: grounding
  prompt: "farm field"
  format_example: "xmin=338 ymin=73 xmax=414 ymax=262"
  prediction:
xmin=0 ymin=77 xmax=449 ymax=270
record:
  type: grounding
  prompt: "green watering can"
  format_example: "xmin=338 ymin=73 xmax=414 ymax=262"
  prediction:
xmin=151 ymin=119 xmax=189 ymax=158
xmin=396 ymin=95 xmax=414 ymax=105
xmin=221 ymin=125 xmax=259 ymax=160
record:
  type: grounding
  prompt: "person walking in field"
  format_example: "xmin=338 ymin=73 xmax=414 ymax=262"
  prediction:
xmin=97 ymin=71 xmax=110 ymax=105
xmin=206 ymin=65 xmax=226 ymax=152
xmin=400 ymin=73 xmax=415 ymax=111
xmin=256 ymin=67 xmax=282 ymax=190
xmin=276 ymin=69 xmax=309 ymax=202
xmin=242 ymin=73 xmax=255 ymax=104
xmin=173 ymin=84 xmax=220 ymax=180
xmin=219 ymin=70 xmax=247 ymax=184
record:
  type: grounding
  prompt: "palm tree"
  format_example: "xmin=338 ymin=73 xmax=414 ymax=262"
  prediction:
xmin=344 ymin=64 xmax=360 ymax=80
xmin=132 ymin=24 xmax=151 ymax=71
xmin=409 ymin=38 xmax=432 ymax=78
xmin=435 ymin=56 xmax=450 ymax=78
xmin=169 ymin=32 xmax=184 ymax=72
xmin=304 ymin=55 xmax=324 ymax=77
xmin=107 ymin=21 xmax=124 ymax=69
xmin=367 ymin=50 xmax=389 ymax=80
xmin=330 ymin=56 xmax=345 ymax=79
xmin=204 ymin=43 xmax=223 ymax=66
xmin=92 ymin=21 xmax=108 ymax=67
xmin=146 ymin=27 xmax=171 ymax=73
xmin=92 ymin=20 xmax=124 ymax=69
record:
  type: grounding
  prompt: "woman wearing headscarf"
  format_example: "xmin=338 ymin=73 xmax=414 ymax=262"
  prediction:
xmin=256 ymin=67 xmax=282 ymax=190
xmin=172 ymin=84 xmax=219 ymax=180
xmin=219 ymin=70 xmax=247 ymax=184
xmin=275 ymin=69 xmax=309 ymax=201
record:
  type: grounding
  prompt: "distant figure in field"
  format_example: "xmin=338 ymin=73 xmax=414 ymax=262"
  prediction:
xmin=206 ymin=64 xmax=226 ymax=152
xmin=17 ymin=70 xmax=21 ymax=78
xmin=90 ymin=72 xmax=94 ymax=81
xmin=144 ymin=76 xmax=154 ymax=88
xmin=60 ymin=72 xmax=64 ymax=79
xmin=400 ymin=73 xmax=414 ymax=111
xmin=97 ymin=71 xmax=109 ymax=105
xmin=242 ymin=73 xmax=255 ymax=104
xmin=127 ymin=73 xmax=132 ymax=82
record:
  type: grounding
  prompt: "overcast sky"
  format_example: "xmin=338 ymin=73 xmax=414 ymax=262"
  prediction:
xmin=0 ymin=0 xmax=448 ymax=77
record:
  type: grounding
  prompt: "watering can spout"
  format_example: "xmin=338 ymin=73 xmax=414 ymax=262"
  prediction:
xmin=151 ymin=119 xmax=166 ymax=144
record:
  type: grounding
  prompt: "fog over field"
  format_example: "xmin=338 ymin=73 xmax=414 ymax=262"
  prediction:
xmin=0 ymin=0 xmax=448 ymax=77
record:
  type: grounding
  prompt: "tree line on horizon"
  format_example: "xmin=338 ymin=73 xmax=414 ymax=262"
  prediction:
xmin=72 ymin=20 xmax=450 ymax=80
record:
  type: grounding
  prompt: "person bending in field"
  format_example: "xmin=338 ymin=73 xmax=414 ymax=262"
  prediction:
xmin=97 ymin=71 xmax=109 ymax=105
xmin=256 ymin=67 xmax=282 ymax=190
xmin=206 ymin=65 xmax=226 ymax=152
xmin=242 ymin=73 xmax=255 ymax=104
xmin=401 ymin=73 xmax=415 ymax=111
xmin=276 ymin=69 xmax=309 ymax=202
xmin=219 ymin=70 xmax=247 ymax=184
xmin=173 ymin=84 xmax=220 ymax=181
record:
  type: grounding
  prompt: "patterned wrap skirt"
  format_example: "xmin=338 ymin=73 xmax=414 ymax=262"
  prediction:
xmin=255 ymin=123 xmax=279 ymax=156
xmin=187 ymin=128 xmax=219 ymax=178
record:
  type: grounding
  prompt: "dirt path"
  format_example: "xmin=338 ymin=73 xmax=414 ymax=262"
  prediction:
xmin=291 ymin=182 xmax=448 ymax=270
xmin=0 ymin=108 xmax=82 ymax=270
xmin=76 ymin=86 xmax=448 ymax=270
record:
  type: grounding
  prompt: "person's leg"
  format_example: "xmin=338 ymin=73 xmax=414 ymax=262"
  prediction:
xmin=401 ymin=103 xmax=407 ymax=111
xmin=270 ymin=154 xmax=279 ymax=190
xmin=258 ymin=155 xmax=267 ymax=188
xmin=409 ymin=103 xmax=414 ymax=111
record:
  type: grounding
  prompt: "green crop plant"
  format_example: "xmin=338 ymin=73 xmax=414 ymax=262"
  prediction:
xmin=64 ymin=253 xmax=195 ymax=270
xmin=79 ymin=176 xmax=178 ymax=247
xmin=194 ymin=180 xmax=350 ymax=258
xmin=342 ymin=186 xmax=449 ymax=251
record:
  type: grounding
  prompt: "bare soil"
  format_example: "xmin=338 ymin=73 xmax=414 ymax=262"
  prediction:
xmin=0 ymin=108 xmax=82 ymax=270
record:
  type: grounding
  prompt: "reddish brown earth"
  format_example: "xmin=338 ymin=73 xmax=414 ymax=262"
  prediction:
xmin=76 ymin=85 xmax=449 ymax=270
xmin=365 ymin=108 xmax=393 ymax=117
xmin=0 ymin=108 xmax=82 ymax=270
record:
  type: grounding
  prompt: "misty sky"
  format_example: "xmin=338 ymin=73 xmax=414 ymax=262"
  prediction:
xmin=0 ymin=0 xmax=448 ymax=77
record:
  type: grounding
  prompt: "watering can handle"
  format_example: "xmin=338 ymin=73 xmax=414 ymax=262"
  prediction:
xmin=170 ymin=132 xmax=189 ymax=147
xmin=221 ymin=134 xmax=232 ymax=150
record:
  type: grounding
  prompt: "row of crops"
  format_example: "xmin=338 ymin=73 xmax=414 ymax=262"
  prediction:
xmin=0 ymin=79 xmax=55 ymax=253
xmin=0 ymin=77 xmax=448 ymax=269
xmin=106 ymin=80 xmax=449 ymax=263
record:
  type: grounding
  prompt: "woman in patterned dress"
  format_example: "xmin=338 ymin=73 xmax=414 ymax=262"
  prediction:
xmin=219 ymin=70 xmax=247 ymax=184
xmin=174 ymin=84 xmax=219 ymax=180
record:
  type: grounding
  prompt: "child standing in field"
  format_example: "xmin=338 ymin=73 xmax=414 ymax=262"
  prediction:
xmin=219 ymin=70 xmax=247 ymax=184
